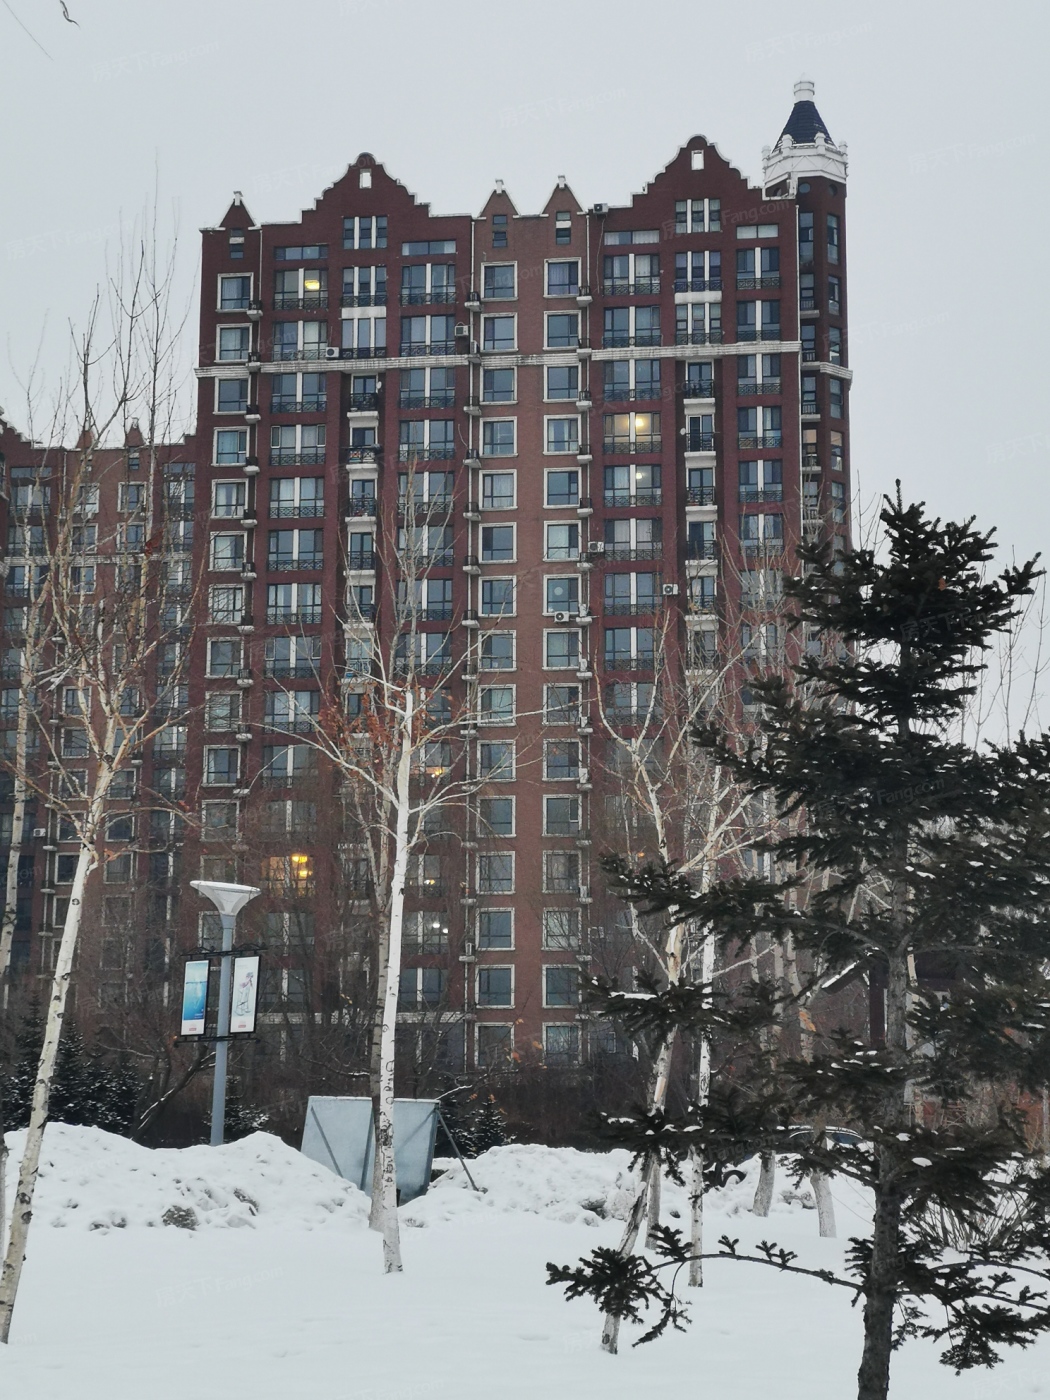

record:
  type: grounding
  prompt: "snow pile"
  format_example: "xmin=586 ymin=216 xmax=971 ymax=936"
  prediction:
xmin=406 ymin=1142 xmax=823 ymax=1229
xmin=4 ymin=1124 xmax=370 ymax=1233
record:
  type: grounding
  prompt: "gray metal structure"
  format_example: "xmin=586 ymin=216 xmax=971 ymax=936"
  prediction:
xmin=301 ymin=1096 xmax=440 ymax=1202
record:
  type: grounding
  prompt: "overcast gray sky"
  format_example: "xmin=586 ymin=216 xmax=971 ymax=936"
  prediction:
xmin=1 ymin=0 xmax=1048 ymax=572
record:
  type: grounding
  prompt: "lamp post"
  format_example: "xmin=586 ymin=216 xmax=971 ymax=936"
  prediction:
xmin=190 ymin=880 xmax=260 ymax=1146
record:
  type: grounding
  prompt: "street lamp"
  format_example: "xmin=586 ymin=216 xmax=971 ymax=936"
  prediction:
xmin=191 ymin=880 xmax=260 ymax=1146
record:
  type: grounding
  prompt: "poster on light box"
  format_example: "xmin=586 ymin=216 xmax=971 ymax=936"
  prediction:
xmin=181 ymin=960 xmax=210 ymax=1036
xmin=229 ymin=955 xmax=261 ymax=1034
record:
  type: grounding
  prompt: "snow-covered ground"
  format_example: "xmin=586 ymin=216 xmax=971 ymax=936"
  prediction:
xmin=0 ymin=1125 xmax=1045 ymax=1398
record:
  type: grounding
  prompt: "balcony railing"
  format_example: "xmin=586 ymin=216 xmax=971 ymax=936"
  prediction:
xmin=397 ymin=445 xmax=455 ymax=462
xmin=602 ymin=435 xmax=662 ymax=455
xmin=340 ymin=293 xmax=387 ymax=308
xmin=601 ymin=277 xmax=662 ymax=295
xmin=675 ymin=328 xmax=723 ymax=346
xmin=336 ymin=345 xmax=386 ymax=360
xmin=268 ymin=554 xmax=324 ymax=572
xmin=269 ymin=449 xmax=326 ymax=467
xmin=682 ymin=379 xmax=715 ymax=398
xmin=271 ymin=397 xmax=327 ymax=413
xmin=341 ymin=446 xmax=381 ymax=465
xmin=688 ymin=597 xmax=718 ymax=614
xmin=270 ymin=502 xmax=325 ymax=519
xmin=686 ymin=541 xmax=718 ymax=560
xmin=802 ymin=400 xmax=820 ymax=415
xmin=265 ymin=662 xmax=320 ymax=679
xmin=399 ymin=341 xmax=456 ymax=357
xmin=264 ymin=717 xmax=319 ymax=735
xmin=267 ymin=608 xmax=323 ymax=626
xmin=735 ymin=275 xmax=781 ymax=290
xmin=739 ymin=487 xmax=784 ymax=504
xmin=603 ymin=654 xmax=655 ymax=672
xmin=800 ymin=297 xmax=816 ymax=312
xmin=603 ymin=600 xmax=658 ymax=616
xmin=602 ymin=544 xmax=662 ymax=561
xmin=741 ymin=539 xmax=785 ymax=555
xmin=397 ymin=604 xmax=454 ymax=623
xmin=603 ymin=388 xmax=661 ymax=403
xmin=399 ymin=290 xmax=456 ymax=305
xmin=399 ymin=494 xmax=453 ymax=517
xmin=393 ymin=657 xmax=452 ymax=677
xmin=273 ymin=294 xmax=329 ymax=310
xmin=601 ymin=331 xmax=662 ymax=349
xmin=672 ymin=277 xmax=722 ymax=292
xmin=735 ymin=326 xmax=781 ymax=343
xmin=603 ymin=490 xmax=662 ymax=508
xmin=347 ymin=393 xmax=379 ymax=411
xmin=346 ymin=498 xmax=377 ymax=518
xmin=737 ymin=379 xmax=782 ymax=396
xmin=347 ymin=551 xmax=377 ymax=571
xmin=686 ymin=487 xmax=715 ymax=505
xmin=399 ymin=392 xmax=456 ymax=409
xmin=607 ymin=707 xmax=664 ymax=726
xmin=271 ymin=345 xmax=329 ymax=361
xmin=686 ymin=433 xmax=715 ymax=453
xmin=737 ymin=434 xmax=783 ymax=449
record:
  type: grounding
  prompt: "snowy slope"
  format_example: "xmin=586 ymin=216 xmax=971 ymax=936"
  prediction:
xmin=0 ymin=1125 xmax=1045 ymax=1400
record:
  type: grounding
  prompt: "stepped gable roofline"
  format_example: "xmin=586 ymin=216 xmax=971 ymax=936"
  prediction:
xmin=619 ymin=136 xmax=765 ymax=208
xmin=303 ymin=154 xmax=472 ymax=224
xmin=777 ymin=78 xmax=833 ymax=148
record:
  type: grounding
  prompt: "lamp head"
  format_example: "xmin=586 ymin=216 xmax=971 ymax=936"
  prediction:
xmin=190 ymin=880 xmax=261 ymax=917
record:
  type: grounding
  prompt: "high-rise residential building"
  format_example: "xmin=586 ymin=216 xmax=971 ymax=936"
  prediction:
xmin=0 ymin=81 xmax=851 ymax=1084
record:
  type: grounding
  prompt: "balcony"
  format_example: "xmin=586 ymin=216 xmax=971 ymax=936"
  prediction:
xmin=602 ymin=544 xmax=662 ymax=561
xmin=800 ymin=297 xmax=817 ymax=312
xmin=347 ymin=551 xmax=377 ymax=571
xmin=802 ymin=400 xmax=820 ymax=416
xmin=399 ymin=495 xmax=453 ymax=518
xmin=602 ymin=435 xmax=662 ymax=455
xmin=672 ymin=277 xmax=722 ymax=292
xmin=688 ymin=597 xmax=718 ymax=615
xmin=393 ymin=657 xmax=452 ymax=677
xmin=271 ymin=345 xmax=329 ymax=362
xmin=687 ymin=650 xmax=721 ymax=672
xmin=267 ymin=554 xmax=324 ymax=572
xmin=264 ymin=717 xmax=318 ymax=735
xmin=269 ymin=502 xmax=325 ymax=519
xmin=273 ymin=294 xmax=329 ymax=311
xmin=674 ymin=328 xmax=724 ymax=346
xmin=603 ymin=601 xmax=658 ymax=616
xmin=735 ymin=275 xmax=781 ymax=290
xmin=399 ymin=392 xmax=455 ymax=409
xmin=399 ymin=341 xmax=456 ymax=358
xmin=686 ymin=541 xmax=718 ymax=561
xmin=346 ymin=498 xmax=377 ymax=518
xmin=737 ymin=379 xmax=782 ymax=396
xmin=735 ymin=326 xmax=781 ymax=343
xmin=681 ymin=380 xmax=715 ymax=399
xmin=347 ymin=393 xmax=379 ymax=411
xmin=686 ymin=487 xmax=715 ymax=506
xmin=397 ymin=604 xmax=454 ymax=623
xmin=267 ymin=608 xmax=323 ymax=626
xmin=265 ymin=662 xmax=320 ymax=680
xmin=603 ymin=388 xmax=661 ymax=404
xmin=399 ymin=290 xmax=456 ymax=306
xmin=739 ymin=488 xmax=784 ymax=504
xmin=737 ymin=434 xmax=783 ymax=449
xmin=336 ymin=345 xmax=386 ymax=360
xmin=603 ymin=490 xmax=662 ymax=508
xmin=603 ymin=655 xmax=655 ymax=673
xmin=601 ymin=332 xmax=662 ymax=349
xmin=397 ymin=445 xmax=455 ymax=462
xmin=341 ymin=446 xmax=381 ymax=466
xmin=601 ymin=278 xmax=662 ymax=295
xmin=340 ymin=293 xmax=388 ymax=308
xmin=269 ymin=449 xmax=326 ymax=467
xmin=686 ymin=433 xmax=715 ymax=453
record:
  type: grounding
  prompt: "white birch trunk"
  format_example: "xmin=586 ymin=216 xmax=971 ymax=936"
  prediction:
xmin=601 ymin=1164 xmax=650 ymax=1354
xmin=811 ymin=1167 xmax=837 ymax=1238
xmin=0 ymin=674 xmax=31 ymax=989
xmin=369 ymin=689 xmax=413 ymax=1275
xmin=752 ymin=1152 xmax=776 ymax=1216
xmin=0 ymin=837 xmax=95 ymax=1341
xmin=687 ymin=928 xmax=714 ymax=1286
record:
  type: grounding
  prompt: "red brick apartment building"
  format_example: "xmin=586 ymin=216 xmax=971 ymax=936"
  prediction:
xmin=0 ymin=81 xmax=850 ymax=1086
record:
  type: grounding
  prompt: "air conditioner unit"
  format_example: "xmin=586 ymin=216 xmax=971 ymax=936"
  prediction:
xmin=662 ymin=583 xmax=680 ymax=596
xmin=454 ymin=323 xmax=469 ymax=338
xmin=553 ymin=610 xmax=570 ymax=624
xmin=469 ymin=341 xmax=481 ymax=356
xmin=324 ymin=346 xmax=341 ymax=359
xmin=587 ymin=541 xmax=605 ymax=555
xmin=461 ymin=939 xmax=476 ymax=958
xmin=592 ymin=203 xmax=609 ymax=215
xmin=31 ymin=828 xmax=46 ymax=839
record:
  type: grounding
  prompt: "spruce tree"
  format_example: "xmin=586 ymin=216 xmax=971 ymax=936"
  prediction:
xmin=550 ymin=496 xmax=1050 ymax=1400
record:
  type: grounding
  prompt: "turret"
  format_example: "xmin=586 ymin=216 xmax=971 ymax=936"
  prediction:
xmin=762 ymin=79 xmax=848 ymax=193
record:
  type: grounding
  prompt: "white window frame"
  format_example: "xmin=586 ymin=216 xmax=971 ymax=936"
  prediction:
xmin=481 ymin=262 xmax=517 ymax=300
xmin=543 ymin=794 xmax=581 ymax=837
xmin=479 ymin=470 xmax=517 ymax=510
xmin=478 ymin=629 xmax=517 ymax=671
xmin=214 ymin=376 xmax=250 ymax=414
xmin=477 ymin=794 xmax=516 ymax=839
xmin=217 ymin=273 xmax=253 ymax=312
xmin=542 ymin=907 xmax=581 ymax=950
xmin=543 ymin=468 xmax=580 ymax=510
xmin=209 ymin=532 xmax=246 ymax=572
xmin=201 ymin=798 xmax=240 ymax=842
xmin=543 ymin=573 xmax=582 ymax=616
xmin=543 ymin=737 xmax=581 ymax=782
xmin=543 ymin=628 xmax=582 ymax=670
xmin=476 ymin=851 xmax=515 ymax=896
xmin=479 ymin=523 xmax=517 ymax=564
xmin=203 ymin=745 xmax=239 ymax=787
xmin=481 ymin=313 xmax=517 ymax=353
xmin=543 ymin=1022 xmax=581 ymax=1064
xmin=204 ymin=691 xmax=241 ymax=731
xmin=544 ymin=310 xmax=580 ymax=349
xmin=211 ymin=480 xmax=247 ymax=519
xmin=475 ymin=964 xmax=515 ymax=1008
xmin=475 ymin=1022 xmax=515 ymax=1068
xmin=543 ymin=521 xmax=580 ymax=561
xmin=544 ymin=258 xmax=581 ymax=298
xmin=479 ymin=577 xmax=516 ymax=618
xmin=477 ymin=739 xmax=516 ymax=783
xmin=480 ymin=418 xmax=517 ymax=458
xmin=216 ymin=324 xmax=250 ymax=362
xmin=213 ymin=427 xmax=248 ymax=467
xmin=543 ymin=414 xmax=581 ymax=456
xmin=476 ymin=908 xmax=515 ymax=951
xmin=544 ymin=363 xmax=580 ymax=403
xmin=206 ymin=636 xmax=243 ymax=679
xmin=478 ymin=684 xmax=516 ymax=725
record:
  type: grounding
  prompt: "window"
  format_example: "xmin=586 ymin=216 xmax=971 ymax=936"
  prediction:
xmin=477 ymin=966 xmax=513 ymax=1007
xmin=400 ymin=238 xmax=455 ymax=257
xmin=799 ymin=211 xmax=814 ymax=261
xmin=344 ymin=266 xmax=387 ymax=307
xmin=674 ymin=198 xmax=721 ymax=234
xmin=544 ymin=851 xmax=580 ymax=894
xmin=546 ymin=576 xmax=579 ymax=614
xmin=491 ymin=213 xmax=508 ymax=248
xmin=604 ymin=228 xmax=660 ymax=246
xmin=478 ymin=853 xmax=514 ymax=895
xmin=398 ymin=967 xmax=446 ymax=1011
xmin=342 ymin=313 xmax=386 ymax=356
xmin=480 ymin=472 xmax=515 ymax=509
xmin=482 ymin=315 xmax=515 ymax=351
xmin=216 ymin=377 xmax=249 ymax=413
xmin=828 ymin=326 xmax=843 ymax=364
xmin=481 ymin=420 xmax=515 ymax=457
xmin=830 ymin=377 xmax=845 ymax=418
xmin=479 ymin=686 xmax=515 ymax=724
xmin=205 ymin=692 xmax=240 ymax=731
xmin=214 ymin=429 xmax=247 ymax=466
xmin=341 ymin=215 xmax=386 ymax=250
xmin=478 ymin=796 xmax=515 ymax=837
xmin=480 ymin=578 xmax=515 ymax=616
xmin=544 ymin=1024 xmax=580 ymax=1066
xmin=483 ymin=264 xmax=516 ymax=299
xmin=270 ymin=476 xmax=325 ymax=518
xmin=400 ymin=262 xmax=455 ymax=305
xmin=545 ymin=522 xmax=579 ymax=561
xmin=544 ymin=685 xmax=579 ymax=724
xmin=546 ymin=260 xmax=579 ymax=297
xmin=479 ymin=632 xmax=515 ymax=670
xmin=207 ymin=638 xmax=242 ymax=678
xmin=828 ymin=276 xmax=841 ymax=315
xmin=544 ymin=739 xmax=580 ymax=780
xmin=827 ymin=213 xmax=840 ymax=263
xmin=212 ymin=481 xmax=246 ymax=519
xmin=481 ymin=525 xmax=514 ymax=561
xmin=545 ymin=471 xmax=579 ymax=508
xmin=544 ymin=795 xmax=580 ymax=836
xmin=545 ymin=313 xmax=579 ymax=349
xmin=482 ymin=368 xmax=515 ymax=403
xmin=478 ymin=909 xmax=513 ymax=950
xmin=478 ymin=741 xmax=514 ymax=781
xmin=545 ymin=630 xmax=580 ymax=669
xmin=543 ymin=909 xmax=580 ymax=950
xmin=217 ymin=326 xmax=249 ymax=362
xmin=544 ymin=965 xmax=579 ymax=1008
xmin=204 ymin=747 xmax=239 ymax=786
xmin=210 ymin=533 xmax=245 ymax=572
xmin=268 ymin=527 xmax=323 ymax=570
xmin=546 ymin=365 xmax=578 ymax=401
xmin=554 ymin=210 xmax=572 ymax=245
xmin=545 ymin=417 xmax=579 ymax=454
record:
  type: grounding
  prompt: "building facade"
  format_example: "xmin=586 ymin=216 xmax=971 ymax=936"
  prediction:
xmin=0 ymin=81 xmax=851 ymax=1083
